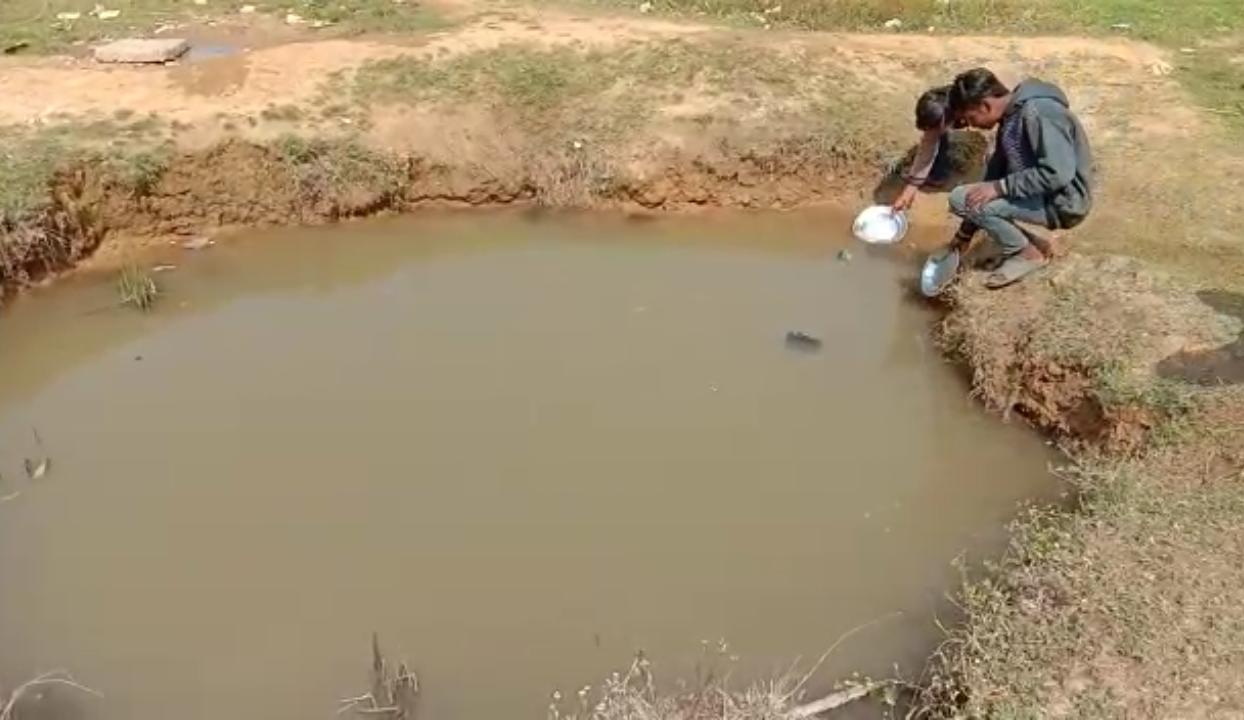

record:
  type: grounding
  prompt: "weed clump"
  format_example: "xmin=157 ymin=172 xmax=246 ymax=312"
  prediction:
xmin=117 ymin=264 xmax=159 ymax=311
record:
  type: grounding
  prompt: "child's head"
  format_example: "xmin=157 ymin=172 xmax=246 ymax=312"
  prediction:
xmin=915 ymin=85 xmax=952 ymax=132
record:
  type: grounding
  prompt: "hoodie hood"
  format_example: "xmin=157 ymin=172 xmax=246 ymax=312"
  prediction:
xmin=1006 ymin=79 xmax=1069 ymax=115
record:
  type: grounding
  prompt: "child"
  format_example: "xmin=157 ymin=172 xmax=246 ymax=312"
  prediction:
xmin=892 ymin=85 xmax=954 ymax=212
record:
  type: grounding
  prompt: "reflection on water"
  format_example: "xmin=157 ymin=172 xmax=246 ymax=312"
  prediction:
xmin=0 ymin=209 xmax=1057 ymax=720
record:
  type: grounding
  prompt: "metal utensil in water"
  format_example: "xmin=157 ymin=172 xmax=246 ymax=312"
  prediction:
xmin=852 ymin=205 xmax=909 ymax=245
xmin=920 ymin=247 xmax=961 ymax=297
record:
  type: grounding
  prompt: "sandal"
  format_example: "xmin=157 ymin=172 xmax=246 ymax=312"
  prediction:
xmin=985 ymin=255 xmax=1048 ymax=289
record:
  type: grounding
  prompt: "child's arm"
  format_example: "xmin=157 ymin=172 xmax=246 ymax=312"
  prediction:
xmin=893 ymin=130 xmax=941 ymax=210
xmin=902 ymin=130 xmax=941 ymax=185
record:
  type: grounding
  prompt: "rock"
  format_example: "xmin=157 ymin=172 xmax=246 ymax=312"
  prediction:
xmin=639 ymin=1 xmax=652 ymax=12
xmin=94 ymin=38 xmax=190 ymax=63
xmin=883 ymin=17 xmax=902 ymax=30
xmin=785 ymin=331 xmax=823 ymax=352
xmin=285 ymin=12 xmax=304 ymax=24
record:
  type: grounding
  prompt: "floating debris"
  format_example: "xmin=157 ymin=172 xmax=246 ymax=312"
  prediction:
xmin=24 ymin=458 xmax=50 ymax=481
xmin=883 ymin=17 xmax=902 ymax=30
xmin=837 ymin=248 xmax=853 ymax=262
xmin=785 ymin=331 xmax=823 ymax=352
xmin=56 ymin=11 xmax=82 ymax=20
xmin=181 ymin=236 xmax=214 ymax=250
xmin=285 ymin=12 xmax=305 ymax=24
xmin=239 ymin=4 xmax=256 ymax=12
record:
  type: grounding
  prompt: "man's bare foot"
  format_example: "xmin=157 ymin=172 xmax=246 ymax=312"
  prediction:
xmin=1015 ymin=221 xmax=1064 ymax=258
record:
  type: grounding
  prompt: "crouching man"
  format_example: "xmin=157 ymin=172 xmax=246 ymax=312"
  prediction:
xmin=947 ymin=68 xmax=1094 ymax=288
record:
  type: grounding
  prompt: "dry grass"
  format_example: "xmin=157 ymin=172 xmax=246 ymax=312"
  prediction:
xmin=918 ymin=419 xmax=1244 ymax=718
xmin=1 ymin=670 xmax=101 ymax=720
xmin=941 ymin=255 xmax=1240 ymax=451
xmin=116 ymin=264 xmax=159 ymax=311
xmin=920 ymin=256 xmax=1244 ymax=717
xmin=272 ymin=134 xmax=407 ymax=217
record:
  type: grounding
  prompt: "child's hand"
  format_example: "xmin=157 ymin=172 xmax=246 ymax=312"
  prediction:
xmin=892 ymin=184 xmax=919 ymax=212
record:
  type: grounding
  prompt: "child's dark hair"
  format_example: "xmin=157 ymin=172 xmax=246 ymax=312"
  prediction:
xmin=915 ymin=85 xmax=951 ymax=132
xmin=949 ymin=68 xmax=1010 ymax=114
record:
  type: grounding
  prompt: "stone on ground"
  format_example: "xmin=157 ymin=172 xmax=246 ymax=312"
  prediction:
xmin=94 ymin=38 xmax=189 ymax=64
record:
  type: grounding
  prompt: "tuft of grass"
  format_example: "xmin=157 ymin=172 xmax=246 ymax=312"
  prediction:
xmin=261 ymin=104 xmax=306 ymax=123
xmin=106 ymin=145 xmax=172 ymax=194
xmin=0 ymin=134 xmax=68 ymax=225
xmin=273 ymin=134 xmax=406 ymax=213
xmin=116 ymin=264 xmax=159 ymax=311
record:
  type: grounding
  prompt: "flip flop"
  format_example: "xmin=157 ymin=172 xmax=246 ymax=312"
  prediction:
xmin=985 ymin=255 xmax=1048 ymax=289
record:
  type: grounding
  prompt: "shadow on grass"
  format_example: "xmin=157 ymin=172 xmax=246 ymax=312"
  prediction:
xmin=1157 ymin=290 xmax=1244 ymax=385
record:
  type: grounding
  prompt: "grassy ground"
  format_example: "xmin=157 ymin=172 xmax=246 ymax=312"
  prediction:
xmin=923 ymin=256 xmax=1244 ymax=717
xmin=597 ymin=0 xmax=1244 ymax=124
xmin=0 ymin=0 xmax=447 ymax=53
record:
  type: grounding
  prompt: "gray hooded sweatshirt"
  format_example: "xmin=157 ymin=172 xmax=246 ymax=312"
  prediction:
xmin=984 ymin=79 xmax=1094 ymax=229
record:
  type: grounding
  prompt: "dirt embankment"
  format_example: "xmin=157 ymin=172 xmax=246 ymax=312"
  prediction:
xmin=918 ymin=256 xmax=1244 ymax=717
xmin=0 ymin=6 xmax=1194 ymax=290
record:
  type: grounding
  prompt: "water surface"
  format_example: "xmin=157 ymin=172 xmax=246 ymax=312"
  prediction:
xmin=0 ymin=210 xmax=1055 ymax=720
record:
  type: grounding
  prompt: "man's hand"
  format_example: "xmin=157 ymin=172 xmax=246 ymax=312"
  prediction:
xmin=892 ymin=184 xmax=919 ymax=212
xmin=965 ymin=182 xmax=1001 ymax=210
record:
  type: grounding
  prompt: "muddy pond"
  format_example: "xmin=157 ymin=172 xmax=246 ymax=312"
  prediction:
xmin=0 ymin=210 xmax=1057 ymax=720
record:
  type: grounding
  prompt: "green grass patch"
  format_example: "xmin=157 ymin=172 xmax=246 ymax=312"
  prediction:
xmin=0 ymin=116 xmax=174 ymax=225
xmin=273 ymin=133 xmax=406 ymax=204
xmin=348 ymin=39 xmax=809 ymax=136
xmin=0 ymin=0 xmax=447 ymax=54
xmin=590 ymin=0 xmax=1244 ymax=131
xmin=593 ymin=0 xmax=1242 ymax=38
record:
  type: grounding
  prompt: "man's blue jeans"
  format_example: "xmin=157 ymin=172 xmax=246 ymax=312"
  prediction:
xmin=949 ymin=186 xmax=1050 ymax=255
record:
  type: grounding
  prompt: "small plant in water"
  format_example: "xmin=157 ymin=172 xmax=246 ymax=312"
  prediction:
xmin=117 ymin=264 xmax=159 ymax=311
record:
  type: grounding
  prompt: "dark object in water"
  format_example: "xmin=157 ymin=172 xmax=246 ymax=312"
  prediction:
xmin=785 ymin=331 xmax=823 ymax=352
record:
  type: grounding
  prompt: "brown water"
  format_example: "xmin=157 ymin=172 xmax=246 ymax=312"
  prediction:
xmin=0 ymin=210 xmax=1055 ymax=720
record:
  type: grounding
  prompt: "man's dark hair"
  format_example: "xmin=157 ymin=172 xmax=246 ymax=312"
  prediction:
xmin=949 ymin=68 xmax=1010 ymax=113
xmin=914 ymin=85 xmax=951 ymax=131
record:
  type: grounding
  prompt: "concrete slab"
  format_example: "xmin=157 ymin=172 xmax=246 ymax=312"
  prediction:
xmin=94 ymin=38 xmax=190 ymax=64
